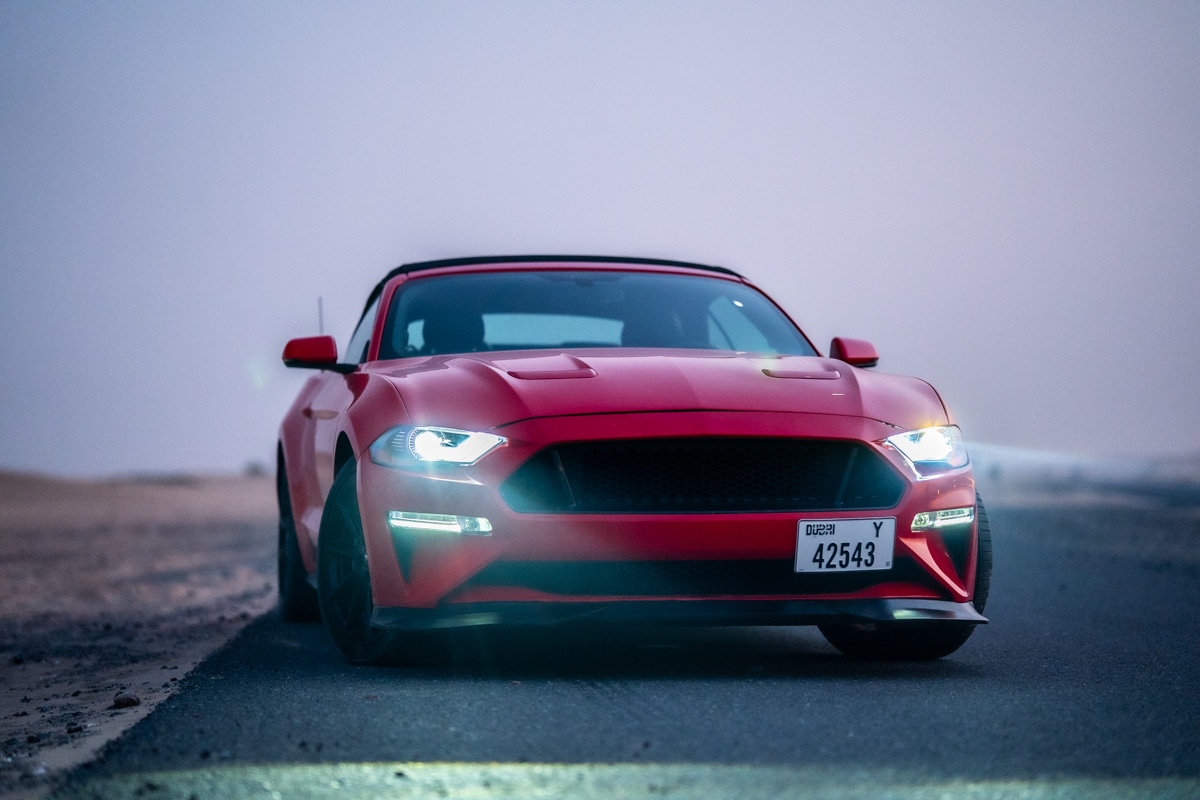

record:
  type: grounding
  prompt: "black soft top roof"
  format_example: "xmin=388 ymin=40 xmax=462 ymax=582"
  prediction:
xmin=360 ymin=255 xmax=744 ymax=318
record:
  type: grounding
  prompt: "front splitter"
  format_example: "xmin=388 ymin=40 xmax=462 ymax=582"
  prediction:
xmin=371 ymin=597 xmax=987 ymax=630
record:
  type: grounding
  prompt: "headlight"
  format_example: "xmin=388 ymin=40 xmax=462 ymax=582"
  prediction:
xmin=884 ymin=425 xmax=969 ymax=478
xmin=369 ymin=426 xmax=506 ymax=467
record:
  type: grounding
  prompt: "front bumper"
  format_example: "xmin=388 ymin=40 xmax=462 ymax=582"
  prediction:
xmin=356 ymin=410 xmax=982 ymax=620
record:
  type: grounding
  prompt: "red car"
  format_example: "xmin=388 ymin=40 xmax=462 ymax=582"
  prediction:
xmin=278 ymin=256 xmax=990 ymax=663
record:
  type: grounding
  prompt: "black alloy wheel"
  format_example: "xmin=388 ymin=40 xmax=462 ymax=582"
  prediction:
xmin=317 ymin=460 xmax=397 ymax=664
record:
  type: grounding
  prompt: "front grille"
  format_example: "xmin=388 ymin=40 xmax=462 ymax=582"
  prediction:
xmin=499 ymin=438 xmax=905 ymax=514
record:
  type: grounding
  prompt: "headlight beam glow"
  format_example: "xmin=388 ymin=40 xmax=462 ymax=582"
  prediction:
xmin=883 ymin=425 xmax=969 ymax=478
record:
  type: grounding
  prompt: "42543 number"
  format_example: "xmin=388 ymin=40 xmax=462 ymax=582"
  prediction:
xmin=811 ymin=540 xmax=876 ymax=570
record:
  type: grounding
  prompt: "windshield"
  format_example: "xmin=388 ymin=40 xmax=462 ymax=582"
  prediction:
xmin=377 ymin=270 xmax=816 ymax=359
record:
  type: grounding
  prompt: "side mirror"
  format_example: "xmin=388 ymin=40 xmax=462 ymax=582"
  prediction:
xmin=282 ymin=335 xmax=355 ymax=373
xmin=829 ymin=337 xmax=879 ymax=368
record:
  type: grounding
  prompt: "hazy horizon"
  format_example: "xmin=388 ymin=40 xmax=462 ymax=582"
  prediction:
xmin=3 ymin=2 xmax=1198 ymax=477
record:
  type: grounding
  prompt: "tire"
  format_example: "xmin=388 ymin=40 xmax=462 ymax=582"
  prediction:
xmin=819 ymin=493 xmax=993 ymax=661
xmin=277 ymin=463 xmax=319 ymax=622
xmin=317 ymin=460 xmax=397 ymax=664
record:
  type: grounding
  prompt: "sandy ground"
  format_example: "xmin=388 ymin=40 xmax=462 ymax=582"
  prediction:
xmin=0 ymin=470 xmax=277 ymax=798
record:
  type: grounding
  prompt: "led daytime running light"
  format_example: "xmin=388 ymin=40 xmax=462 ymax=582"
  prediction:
xmin=387 ymin=511 xmax=493 ymax=535
xmin=911 ymin=507 xmax=975 ymax=531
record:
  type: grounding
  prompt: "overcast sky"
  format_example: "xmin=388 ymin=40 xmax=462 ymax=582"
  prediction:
xmin=2 ymin=2 xmax=1198 ymax=477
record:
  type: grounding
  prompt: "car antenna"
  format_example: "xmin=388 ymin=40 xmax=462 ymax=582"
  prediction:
xmin=318 ymin=297 xmax=324 ymax=335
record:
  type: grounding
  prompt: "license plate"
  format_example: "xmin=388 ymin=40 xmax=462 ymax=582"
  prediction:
xmin=794 ymin=517 xmax=895 ymax=573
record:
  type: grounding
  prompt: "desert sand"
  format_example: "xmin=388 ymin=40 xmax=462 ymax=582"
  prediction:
xmin=0 ymin=470 xmax=277 ymax=797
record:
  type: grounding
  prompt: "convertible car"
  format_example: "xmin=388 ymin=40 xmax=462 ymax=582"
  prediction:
xmin=278 ymin=256 xmax=990 ymax=663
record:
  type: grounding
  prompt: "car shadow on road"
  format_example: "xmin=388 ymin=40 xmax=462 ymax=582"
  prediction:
xmin=259 ymin=609 xmax=986 ymax=683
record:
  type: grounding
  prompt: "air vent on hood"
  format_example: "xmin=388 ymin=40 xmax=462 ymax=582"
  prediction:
xmin=496 ymin=353 xmax=598 ymax=380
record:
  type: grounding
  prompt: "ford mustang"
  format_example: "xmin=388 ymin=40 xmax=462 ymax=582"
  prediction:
xmin=278 ymin=256 xmax=990 ymax=663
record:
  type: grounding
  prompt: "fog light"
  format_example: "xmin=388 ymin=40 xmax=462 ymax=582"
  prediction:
xmin=911 ymin=507 xmax=975 ymax=531
xmin=387 ymin=511 xmax=493 ymax=535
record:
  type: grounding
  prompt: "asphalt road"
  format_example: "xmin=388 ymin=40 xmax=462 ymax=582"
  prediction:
xmin=54 ymin=503 xmax=1200 ymax=799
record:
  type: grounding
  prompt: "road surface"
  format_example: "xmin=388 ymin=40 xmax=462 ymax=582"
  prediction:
xmin=51 ymin=502 xmax=1200 ymax=799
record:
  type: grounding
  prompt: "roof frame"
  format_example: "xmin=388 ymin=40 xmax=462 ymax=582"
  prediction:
xmin=359 ymin=255 xmax=745 ymax=320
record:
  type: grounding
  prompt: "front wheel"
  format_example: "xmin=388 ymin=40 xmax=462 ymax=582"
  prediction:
xmin=819 ymin=493 xmax=993 ymax=660
xmin=317 ymin=460 xmax=397 ymax=664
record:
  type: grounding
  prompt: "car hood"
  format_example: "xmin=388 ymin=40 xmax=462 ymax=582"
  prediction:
xmin=374 ymin=350 xmax=949 ymax=434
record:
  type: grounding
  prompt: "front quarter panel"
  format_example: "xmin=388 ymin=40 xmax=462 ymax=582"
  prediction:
xmin=282 ymin=370 xmax=411 ymax=573
xmin=341 ymin=373 xmax=411 ymax=469
xmin=851 ymin=368 xmax=952 ymax=432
